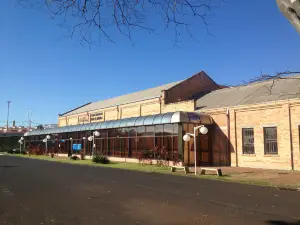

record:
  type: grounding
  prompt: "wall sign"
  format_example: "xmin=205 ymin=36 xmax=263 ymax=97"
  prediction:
xmin=79 ymin=115 xmax=89 ymax=123
xmin=72 ymin=144 xmax=82 ymax=151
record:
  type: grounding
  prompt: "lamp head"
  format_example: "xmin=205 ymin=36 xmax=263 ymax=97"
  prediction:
xmin=94 ymin=131 xmax=100 ymax=137
xmin=183 ymin=134 xmax=191 ymax=142
xmin=199 ymin=126 xmax=208 ymax=135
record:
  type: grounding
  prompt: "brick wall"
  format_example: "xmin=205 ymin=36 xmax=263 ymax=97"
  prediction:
xmin=289 ymin=103 xmax=300 ymax=170
xmin=57 ymin=71 xmax=224 ymax=126
xmin=201 ymin=99 xmax=300 ymax=171
xmin=165 ymin=71 xmax=220 ymax=104
xmin=208 ymin=111 xmax=230 ymax=166
xmin=67 ymin=116 xmax=78 ymax=126
xmin=58 ymin=117 xmax=67 ymax=127
xmin=120 ymin=105 xmax=141 ymax=119
xmin=104 ymin=108 xmax=119 ymax=120
xmin=58 ymin=96 xmax=197 ymax=126
xmin=161 ymin=100 xmax=195 ymax=113
xmin=141 ymin=102 xmax=161 ymax=116
xmin=234 ymin=106 xmax=291 ymax=170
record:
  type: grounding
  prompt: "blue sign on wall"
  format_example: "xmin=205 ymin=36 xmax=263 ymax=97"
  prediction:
xmin=72 ymin=144 xmax=82 ymax=151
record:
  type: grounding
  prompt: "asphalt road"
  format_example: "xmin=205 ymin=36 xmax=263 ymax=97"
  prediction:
xmin=0 ymin=156 xmax=300 ymax=225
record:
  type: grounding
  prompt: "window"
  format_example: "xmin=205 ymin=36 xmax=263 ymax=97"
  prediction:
xmin=145 ymin=126 xmax=154 ymax=136
xmin=242 ymin=128 xmax=255 ymax=154
xmin=264 ymin=127 xmax=278 ymax=154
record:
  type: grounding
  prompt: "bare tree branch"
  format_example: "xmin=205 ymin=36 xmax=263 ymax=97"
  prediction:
xmin=18 ymin=0 xmax=224 ymax=45
xmin=239 ymin=71 xmax=300 ymax=95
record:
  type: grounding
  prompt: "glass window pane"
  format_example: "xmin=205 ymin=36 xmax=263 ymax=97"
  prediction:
xmin=129 ymin=137 xmax=137 ymax=158
xmin=129 ymin=127 xmax=136 ymax=137
xmin=121 ymin=128 xmax=129 ymax=137
xmin=103 ymin=138 xmax=108 ymax=155
xmin=108 ymin=129 xmax=117 ymax=137
xmin=163 ymin=136 xmax=172 ymax=157
xmin=173 ymin=136 xmax=178 ymax=152
xmin=137 ymin=137 xmax=145 ymax=151
xmin=242 ymin=128 xmax=255 ymax=154
xmin=145 ymin=126 xmax=154 ymax=136
xmin=155 ymin=136 xmax=163 ymax=148
xmin=264 ymin=127 xmax=278 ymax=154
xmin=137 ymin=126 xmax=145 ymax=137
xmin=173 ymin=124 xmax=179 ymax=135
xmin=100 ymin=130 xmax=108 ymax=138
xmin=145 ymin=136 xmax=154 ymax=150
xmin=155 ymin=125 xmax=164 ymax=136
xmin=164 ymin=124 xmax=173 ymax=136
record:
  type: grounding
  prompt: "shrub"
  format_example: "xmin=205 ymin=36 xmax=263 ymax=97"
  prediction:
xmin=70 ymin=156 xmax=80 ymax=160
xmin=7 ymin=149 xmax=27 ymax=155
xmin=92 ymin=155 xmax=110 ymax=164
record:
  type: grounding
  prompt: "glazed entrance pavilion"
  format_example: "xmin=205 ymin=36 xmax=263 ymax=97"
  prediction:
xmin=25 ymin=112 xmax=213 ymax=166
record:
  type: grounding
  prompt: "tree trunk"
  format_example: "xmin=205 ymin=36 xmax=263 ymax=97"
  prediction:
xmin=277 ymin=0 xmax=300 ymax=35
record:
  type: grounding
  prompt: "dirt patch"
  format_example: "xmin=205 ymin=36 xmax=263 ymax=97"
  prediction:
xmin=213 ymin=167 xmax=300 ymax=188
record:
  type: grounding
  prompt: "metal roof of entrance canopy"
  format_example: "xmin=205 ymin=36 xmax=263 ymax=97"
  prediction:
xmin=26 ymin=111 xmax=213 ymax=136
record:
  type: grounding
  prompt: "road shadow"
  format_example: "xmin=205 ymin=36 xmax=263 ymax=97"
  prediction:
xmin=0 ymin=165 xmax=19 ymax=168
xmin=266 ymin=220 xmax=300 ymax=225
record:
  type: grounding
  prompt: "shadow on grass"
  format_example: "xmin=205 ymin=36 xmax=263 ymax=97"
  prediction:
xmin=266 ymin=220 xmax=300 ymax=225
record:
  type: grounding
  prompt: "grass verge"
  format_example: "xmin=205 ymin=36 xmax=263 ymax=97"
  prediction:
xmin=4 ymin=154 xmax=300 ymax=190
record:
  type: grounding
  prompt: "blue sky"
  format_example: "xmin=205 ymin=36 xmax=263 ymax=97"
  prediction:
xmin=0 ymin=0 xmax=299 ymax=126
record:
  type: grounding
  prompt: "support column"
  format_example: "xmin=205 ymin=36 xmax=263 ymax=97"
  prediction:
xmin=229 ymin=110 xmax=237 ymax=167
xmin=178 ymin=123 xmax=184 ymax=164
xmin=282 ymin=103 xmax=294 ymax=170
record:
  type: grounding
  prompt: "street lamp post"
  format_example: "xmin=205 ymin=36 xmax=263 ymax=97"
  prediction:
xmin=20 ymin=137 xmax=24 ymax=154
xmin=69 ymin=138 xmax=73 ymax=157
xmin=43 ymin=135 xmax=51 ymax=155
xmin=88 ymin=131 xmax=100 ymax=158
xmin=24 ymin=132 xmax=29 ymax=152
xmin=183 ymin=125 xmax=208 ymax=175
xmin=18 ymin=139 xmax=23 ymax=154
xmin=82 ymin=137 xmax=86 ymax=160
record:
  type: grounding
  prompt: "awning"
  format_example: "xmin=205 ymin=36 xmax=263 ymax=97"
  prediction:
xmin=26 ymin=111 xmax=213 ymax=136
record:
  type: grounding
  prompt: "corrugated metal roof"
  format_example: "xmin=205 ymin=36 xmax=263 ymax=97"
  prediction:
xmin=196 ymin=75 xmax=300 ymax=110
xmin=61 ymin=80 xmax=182 ymax=117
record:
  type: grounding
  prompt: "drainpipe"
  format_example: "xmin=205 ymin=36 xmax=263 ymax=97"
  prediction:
xmin=233 ymin=110 xmax=238 ymax=167
xmin=159 ymin=97 xmax=162 ymax=114
xmin=288 ymin=104 xmax=294 ymax=170
xmin=226 ymin=108 xmax=231 ymax=166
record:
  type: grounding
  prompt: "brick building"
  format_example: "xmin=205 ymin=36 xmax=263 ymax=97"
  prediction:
xmin=25 ymin=71 xmax=300 ymax=170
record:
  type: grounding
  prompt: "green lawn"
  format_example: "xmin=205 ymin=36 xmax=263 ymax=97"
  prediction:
xmin=9 ymin=154 xmax=171 ymax=174
xmin=4 ymin=154 xmax=299 ymax=190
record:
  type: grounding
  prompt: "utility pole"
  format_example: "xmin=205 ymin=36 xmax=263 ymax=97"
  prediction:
xmin=6 ymin=101 xmax=11 ymax=130
xmin=27 ymin=109 xmax=34 ymax=130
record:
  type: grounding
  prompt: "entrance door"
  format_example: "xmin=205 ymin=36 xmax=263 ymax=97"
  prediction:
xmin=198 ymin=133 xmax=212 ymax=165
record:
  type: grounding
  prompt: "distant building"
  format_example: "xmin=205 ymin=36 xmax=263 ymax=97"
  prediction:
xmin=0 ymin=126 xmax=27 ymax=137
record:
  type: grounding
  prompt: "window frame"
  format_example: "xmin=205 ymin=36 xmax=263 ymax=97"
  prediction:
xmin=242 ymin=128 xmax=255 ymax=154
xmin=263 ymin=126 xmax=278 ymax=155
